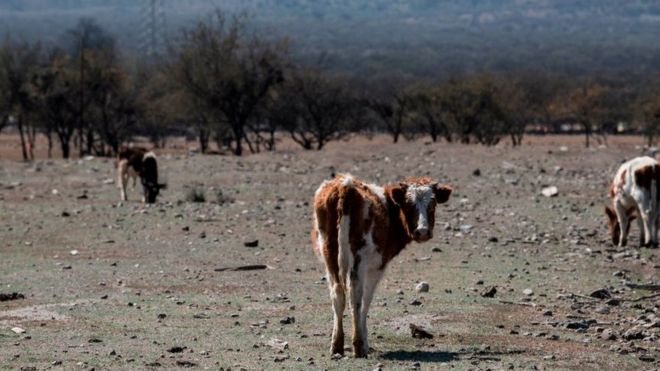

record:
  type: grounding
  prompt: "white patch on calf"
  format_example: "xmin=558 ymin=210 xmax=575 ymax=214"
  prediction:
xmin=355 ymin=227 xmax=384 ymax=354
xmin=341 ymin=174 xmax=354 ymax=187
xmin=337 ymin=214 xmax=353 ymax=285
xmin=407 ymin=185 xmax=434 ymax=230
xmin=366 ymin=183 xmax=386 ymax=206
xmin=143 ymin=151 xmax=157 ymax=161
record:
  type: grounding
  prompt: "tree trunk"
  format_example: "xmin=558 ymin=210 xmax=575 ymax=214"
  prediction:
xmin=233 ymin=128 xmax=243 ymax=156
xmin=198 ymin=127 xmax=209 ymax=154
xmin=17 ymin=115 xmax=29 ymax=161
xmin=392 ymin=132 xmax=400 ymax=143
xmin=47 ymin=131 xmax=53 ymax=159
xmin=61 ymin=140 xmax=71 ymax=159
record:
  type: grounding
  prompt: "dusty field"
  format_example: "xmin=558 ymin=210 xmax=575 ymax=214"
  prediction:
xmin=0 ymin=135 xmax=659 ymax=370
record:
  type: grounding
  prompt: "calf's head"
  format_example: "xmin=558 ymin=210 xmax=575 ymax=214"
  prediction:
xmin=605 ymin=206 xmax=621 ymax=246
xmin=389 ymin=177 xmax=453 ymax=243
xmin=141 ymin=155 xmax=166 ymax=204
xmin=605 ymin=205 xmax=635 ymax=246
xmin=142 ymin=181 xmax=167 ymax=203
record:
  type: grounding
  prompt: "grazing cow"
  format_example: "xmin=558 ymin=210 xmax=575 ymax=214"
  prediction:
xmin=312 ymin=174 xmax=452 ymax=357
xmin=606 ymin=156 xmax=660 ymax=248
xmin=117 ymin=147 xmax=166 ymax=203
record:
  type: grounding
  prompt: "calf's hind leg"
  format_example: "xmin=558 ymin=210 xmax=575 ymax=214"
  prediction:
xmin=329 ymin=280 xmax=346 ymax=355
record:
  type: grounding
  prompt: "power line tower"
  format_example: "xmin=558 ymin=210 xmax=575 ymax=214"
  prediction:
xmin=140 ymin=0 xmax=166 ymax=57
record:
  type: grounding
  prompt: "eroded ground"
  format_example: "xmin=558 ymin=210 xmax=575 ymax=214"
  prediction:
xmin=0 ymin=135 xmax=658 ymax=370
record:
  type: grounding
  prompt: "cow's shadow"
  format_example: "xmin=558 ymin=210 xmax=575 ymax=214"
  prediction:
xmin=380 ymin=350 xmax=459 ymax=363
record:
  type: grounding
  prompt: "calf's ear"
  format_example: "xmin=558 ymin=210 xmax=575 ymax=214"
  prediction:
xmin=434 ymin=184 xmax=453 ymax=204
xmin=388 ymin=184 xmax=407 ymax=206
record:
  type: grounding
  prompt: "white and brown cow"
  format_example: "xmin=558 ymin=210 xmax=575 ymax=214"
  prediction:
xmin=312 ymin=174 xmax=452 ymax=357
xmin=117 ymin=147 xmax=166 ymax=204
xmin=606 ymin=156 xmax=660 ymax=248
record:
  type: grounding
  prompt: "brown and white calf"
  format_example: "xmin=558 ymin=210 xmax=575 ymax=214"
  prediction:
xmin=117 ymin=147 xmax=166 ymax=203
xmin=312 ymin=174 xmax=452 ymax=357
xmin=606 ymin=156 xmax=660 ymax=248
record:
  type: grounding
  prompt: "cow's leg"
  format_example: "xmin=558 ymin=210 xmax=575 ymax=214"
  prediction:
xmin=118 ymin=161 xmax=129 ymax=201
xmin=614 ymin=202 xmax=630 ymax=247
xmin=637 ymin=217 xmax=645 ymax=247
xmin=358 ymin=268 xmax=383 ymax=356
xmin=348 ymin=265 xmax=365 ymax=358
xmin=650 ymin=207 xmax=659 ymax=248
xmin=329 ymin=278 xmax=345 ymax=355
xmin=634 ymin=193 xmax=653 ymax=246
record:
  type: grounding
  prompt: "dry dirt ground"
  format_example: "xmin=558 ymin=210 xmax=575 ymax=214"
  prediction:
xmin=0 ymin=135 xmax=659 ymax=371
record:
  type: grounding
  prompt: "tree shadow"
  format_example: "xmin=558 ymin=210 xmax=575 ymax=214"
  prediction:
xmin=380 ymin=350 xmax=460 ymax=363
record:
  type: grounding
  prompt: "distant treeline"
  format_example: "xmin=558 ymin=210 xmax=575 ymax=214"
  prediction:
xmin=1 ymin=12 xmax=660 ymax=160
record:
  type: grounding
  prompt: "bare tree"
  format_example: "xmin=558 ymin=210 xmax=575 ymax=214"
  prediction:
xmin=0 ymin=40 xmax=41 ymax=161
xmin=552 ymin=81 xmax=610 ymax=148
xmin=33 ymin=51 xmax=79 ymax=159
xmin=63 ymin=18 xmax=116 ymax=156
xmin=439 ymin=76 xmax=506 ymax=146
xmin=273 ymin=69 xmax=355 ymax=150
xmin=171 ymin=12 xmax=286 ymax=155
xmin=407 ymin=87 xmax=451 ymax=142
xmin=368 ymin=91 xmax=411 ymax=143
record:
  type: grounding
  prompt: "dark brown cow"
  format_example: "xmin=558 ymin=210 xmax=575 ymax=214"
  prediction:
xmin=312 ymin=174 xmax=452 ymax=357
xmin=117 ymin=147 xmax=166 ymax=203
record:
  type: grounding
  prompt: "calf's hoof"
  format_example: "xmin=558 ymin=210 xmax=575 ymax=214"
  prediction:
xmin=649 ymin=241 xmax=659 ymax=249
xmin=330 ymin=338 xmax=344 ymax=356
xmin=352 ymin=341 xmax=368 ymax=358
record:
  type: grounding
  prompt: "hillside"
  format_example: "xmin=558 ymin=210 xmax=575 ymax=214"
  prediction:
xmin=1 ymin=0 xmax=659 ymax=79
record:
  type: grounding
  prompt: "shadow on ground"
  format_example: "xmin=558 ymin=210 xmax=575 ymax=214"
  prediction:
xmin=380 ymin=350 xmax=460 ymax=363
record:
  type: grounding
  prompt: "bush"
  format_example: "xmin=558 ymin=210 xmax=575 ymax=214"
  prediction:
xmin=185 ymin=188 xmax=206 ymax=203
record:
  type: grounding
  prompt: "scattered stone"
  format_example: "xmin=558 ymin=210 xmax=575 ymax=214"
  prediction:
xmin=415 ymin=282 xmax=429 ymax=293
xmin=589 ymin=289 xmax=611 ymax=300
xmin=622 ymin=327 xmax=645 ymax=340
xmin=410 ymin=324 xmax=434 ymax=339
xmin=280 ymin=316 xmax=295 ymax=325
xmin=481 ymin=286 xmax=497 ymax=298
xmin=605 ymin=298 xmax=620 ymax=306
xmin=0 ymin=292 xmax=25 ymax=301
xmin=472 ymin=169 xmax=481 ymax=176
xmin=175 ymin=360 xmax=197 ymax=367
xmin=565 ymin=321 xmax=589 ymax=330
xmin=157 ymin=313 xmax=167 ymax=319
xmin=167 ymin=346 xmax=185 ymax=353
xmin=639 ymin=354 xmax=655 ymax=362
xmin=243 ymin=240 xmax=259 ymax=247
xmin=541 ymin=186 xmax=558 ymax=198
xmin=69 ymin=250 xmax=79 ymax=256
xmin=595 ymin=306 xmax=610 ymax=314
xmin=11 ymin=327 xmax=25 ymax=334
xmin=601 ymin=329 xmax=616 ymax=341
xmin=523 ymin=288 xmax=534 ymax=296
xmin=410 ymin=299 xmax=422 ymax=306
xmin=266 ymin=338 xmax=289 ymax=351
